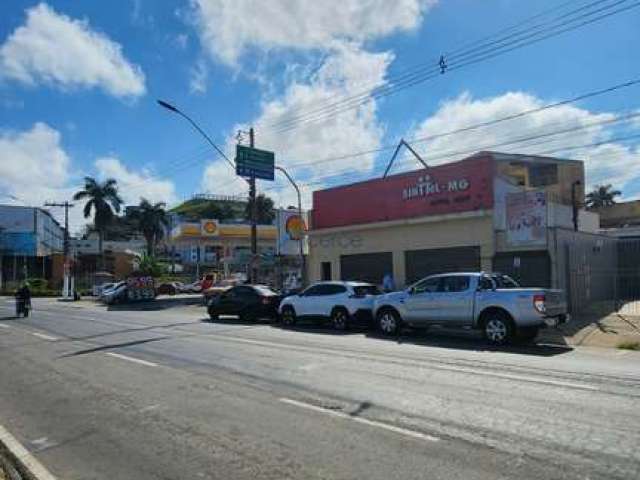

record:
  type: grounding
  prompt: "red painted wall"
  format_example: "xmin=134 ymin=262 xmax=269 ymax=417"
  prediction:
xmin=312 ymin=155 xmax=495 ymax=229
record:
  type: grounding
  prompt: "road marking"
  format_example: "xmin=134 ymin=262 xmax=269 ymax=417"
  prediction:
xmin=280 ymin=398 xmax=439 ymax=442
xmin=105 ymin=352 xmax=158 ymax=367
xmin=0 ymin=324 xmax=10 ymax=328
xmin=31 ymin=332 xmax=58 ymax=341
xmin=432 ymin=364 xmax=600 ymax=391
xmin=0 ymin=424 xmax=58 ymax=480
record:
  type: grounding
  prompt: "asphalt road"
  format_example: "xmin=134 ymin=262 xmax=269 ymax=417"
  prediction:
xmin=0 ymin=297 xmax=639 ymax=480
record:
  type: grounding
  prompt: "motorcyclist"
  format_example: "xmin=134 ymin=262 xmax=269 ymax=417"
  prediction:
xmin=15 ymin=283 xmax=32 ymax=317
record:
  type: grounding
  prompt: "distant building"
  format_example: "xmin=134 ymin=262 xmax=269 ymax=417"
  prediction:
xmin=0 ymin=205 xmax=64 ymax=286
xmin=594 ymin=200 xmax=640 ymax=229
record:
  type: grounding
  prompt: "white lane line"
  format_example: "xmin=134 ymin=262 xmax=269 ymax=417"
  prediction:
xmin=31 ymin=332 xmax=58 ymax=341
xmin=280 ymin=398 xmax=439 ymax=442
xmin=105 ymin=352 xmax=158 ymax=367
xmin=0 ymin=424 xmax=58 ymax=480
xmin=433 ymin=364 xmax=600 ymax=391
xmin=0 ymin=323 xmax=10 ymax=328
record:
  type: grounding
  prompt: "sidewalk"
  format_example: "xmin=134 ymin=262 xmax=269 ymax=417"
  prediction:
xmin=539 ymin=303 xmax=640 ymax=348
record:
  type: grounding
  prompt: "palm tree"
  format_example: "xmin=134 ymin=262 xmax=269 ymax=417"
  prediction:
xmin=73 ymin=177 xmax=123 ymax=269
xmin=244 ymin=193 xmax=275 ymax=224
xmin=131 ymin=198 xmax=169 ymax=256
xmin=585 ymin=184 xmax=622 ymax=209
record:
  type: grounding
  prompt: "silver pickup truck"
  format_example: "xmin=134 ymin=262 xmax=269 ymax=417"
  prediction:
xmin=373 ymin=272 xmax=568 ymax=345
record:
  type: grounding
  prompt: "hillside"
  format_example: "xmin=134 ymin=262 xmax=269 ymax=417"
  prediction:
xmin=171 ymin=197 xmax=247 ymax=222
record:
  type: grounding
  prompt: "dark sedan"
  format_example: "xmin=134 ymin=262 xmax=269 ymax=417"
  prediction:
xmin=207 ymin=285 xmax=281 ymax=322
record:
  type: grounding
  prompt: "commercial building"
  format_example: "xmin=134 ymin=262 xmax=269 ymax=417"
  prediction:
xmin=168 ymin=219 xmax=277 ymax=275
xmin=0 ymin=205 xmax=64 ymax=286
xmin=308 ymin=151 xmax=615 ymax=312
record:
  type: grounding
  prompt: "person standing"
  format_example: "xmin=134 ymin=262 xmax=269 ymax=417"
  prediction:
xmin=382 ymin=273 xmax=395 ymax=293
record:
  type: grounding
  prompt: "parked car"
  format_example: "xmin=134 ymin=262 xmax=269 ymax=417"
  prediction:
xmin=207 ymin=285 xmax=281 ymax=322
xmin=373 ymin=272 xmax=568 ymax=345
xmin=101 ymin=282 xmax=128 ymax=304
xmin=156 ymin=282 xmax=182 ymax=295
xmin=278 ymin=281 xmax=382 ymax=330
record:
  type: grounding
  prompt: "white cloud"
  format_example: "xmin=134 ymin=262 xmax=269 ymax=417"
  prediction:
xmin=201 ymin=43 xmax=393 ymax=208
xmin=401 ymin=91 xmax=640 ymax=197
xmin=0 ymin=122 xmax=86 ymax=231
xmin=174 ymin=33 xmax=188 ymax=49
xmin=189 ymin=57 xmax=208 ymax=94
xmin=94 ymin=157 xmax=178 ymax=207
xmin=190 ymin=0 xmax=435 ymax=66
xmin=0 ymin=3 xmax=146 ymax=98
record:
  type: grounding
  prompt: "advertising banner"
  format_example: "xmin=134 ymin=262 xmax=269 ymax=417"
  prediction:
xmin=276 ymin=209 xmax=308 ymax=256
xmin=506 ymin=190 xmax=547 ymax=246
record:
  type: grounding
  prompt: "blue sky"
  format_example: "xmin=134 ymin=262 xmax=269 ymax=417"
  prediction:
xmin=1 ymin=0 xmax=639 ymax=232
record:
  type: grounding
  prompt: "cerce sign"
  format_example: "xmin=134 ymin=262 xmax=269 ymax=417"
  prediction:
xmin=312 ymin=155 xmax=494 ymax=230
xmin=402 ymin=174 xmax=470 ymax=200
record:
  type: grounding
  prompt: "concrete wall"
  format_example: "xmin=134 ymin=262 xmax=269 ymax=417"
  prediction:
xmin=307 ymin=210 xmax=494 ymax=288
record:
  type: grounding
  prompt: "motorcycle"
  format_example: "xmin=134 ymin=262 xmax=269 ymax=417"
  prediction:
xmin=15 ymin=299 xmax=31 ymax=317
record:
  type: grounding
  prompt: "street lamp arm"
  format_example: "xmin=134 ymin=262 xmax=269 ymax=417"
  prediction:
xmin=275 ymin=165 xmax=306 ymax=287
xmin=156 ymin=99 xmax=244 ymax=180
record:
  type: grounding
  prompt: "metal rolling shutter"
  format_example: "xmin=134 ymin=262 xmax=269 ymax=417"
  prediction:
xmin=493 ymin=251 xmax=551 ymax=288
xmin=404 ymin=246 xmax=481 ymax=285
xmin=340 ymin=252 xmax=393 ymax=285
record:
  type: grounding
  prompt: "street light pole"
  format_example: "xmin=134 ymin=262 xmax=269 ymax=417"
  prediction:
xmin=157 ymin=99 xmax=255 ymax=281
xmin=249 ymin=128 xmax=258 ymax=284
xmin=45 ymin=201 xmax=74 ymax=298
xmin=275 ymin=166 xmax=306 ymax=287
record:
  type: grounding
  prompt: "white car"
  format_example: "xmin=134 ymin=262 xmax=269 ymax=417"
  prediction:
xmin=278 ymin=281 xmax=381 ymax=330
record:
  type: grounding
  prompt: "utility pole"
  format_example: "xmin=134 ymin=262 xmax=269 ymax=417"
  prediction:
xmin=45 ymin=201 xmax=74 ymax=298
xmin=571 ymin=180 xmax=581 ymax=232
xmin=249 ymin=127 xmax=258 ymax=284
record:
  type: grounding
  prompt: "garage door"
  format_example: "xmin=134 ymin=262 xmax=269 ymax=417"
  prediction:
xmin=340 ymin=252 xmax=393 ymax=285
xmin=404 ymin=246 xmax=481 ymax=284
xmin=493 ymin=251 xmax=550 ymax=287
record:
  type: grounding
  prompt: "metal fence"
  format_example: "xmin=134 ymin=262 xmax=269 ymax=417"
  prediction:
xmin=565 ymin=238 xmax=640 ymax=316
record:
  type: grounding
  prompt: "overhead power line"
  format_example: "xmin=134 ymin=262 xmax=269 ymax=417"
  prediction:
xmin=260 ymin=112 xmax=640 ymax=193
xmin=278 ymin=77 xmax=640 ymax=171
xmin=267 ymin=0 xmax=640 ymax=133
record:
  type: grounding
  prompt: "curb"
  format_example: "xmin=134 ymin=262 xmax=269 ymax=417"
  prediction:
xmin=0 ymin=425 xmax=57 ymax=480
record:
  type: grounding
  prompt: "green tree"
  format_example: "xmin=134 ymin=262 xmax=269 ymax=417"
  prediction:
xmin=73 ymin=177 xmax=123 ymax=269
xmin=131 ymin=198 xmax=169 ymax=255
xmin=135 ymin=252 xmax=165 ymax=277
xmin=244 ymin=193 xmax=275 ymax=224
xmin=585 ymin=184 xmax=622 ymax=209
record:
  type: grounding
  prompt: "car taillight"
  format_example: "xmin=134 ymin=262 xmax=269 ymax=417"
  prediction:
xmin=533 ymin=294 xmax=546 ymax=314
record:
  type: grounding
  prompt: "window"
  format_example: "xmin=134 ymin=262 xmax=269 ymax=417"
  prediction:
xmin=478 ymin=276 xmax=494 ymax=291
xmin=412 ymin=277 xmax=440 ymax=294
xmin=439 ymin=275 xmax=470 ymax=292
xmin=352 ymin=285 xmax=382 ymax=296
xmin=231 ymin=286 xmax=256 ymax=299
xmin=323 ymin=284 xmax=347 ymax=295
xmin=302 ymin=285 xmax=324 ymax=296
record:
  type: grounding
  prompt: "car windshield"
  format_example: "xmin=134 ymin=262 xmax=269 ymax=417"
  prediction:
xmin=353 ymin=285 xmax=382 ymax=296
xmin=492 ymin=274 xmax=520 ymax=288
xmin=254 ymin=286 xmax=277 ymax=296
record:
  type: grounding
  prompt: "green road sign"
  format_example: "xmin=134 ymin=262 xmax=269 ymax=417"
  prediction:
xmin=235 ymin=145 xmax=275 ymax=180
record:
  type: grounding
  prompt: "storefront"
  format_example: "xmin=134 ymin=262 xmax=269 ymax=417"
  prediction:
xmin=309 ymin=154 xmax=495 ymax=287
xmin=308 ymin=150 xmax=607 ymax=293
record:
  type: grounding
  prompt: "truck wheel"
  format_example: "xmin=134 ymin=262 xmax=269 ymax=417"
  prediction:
xmin=482 ymin=311 xmax=514 ymax=346
xmin=377 ymin=308 xmax=400 ymax=336
xmin=331 ymin=307 xmax=349 ymax=331
xmin=281 ymin=306 xmax=297 ymax=327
